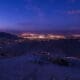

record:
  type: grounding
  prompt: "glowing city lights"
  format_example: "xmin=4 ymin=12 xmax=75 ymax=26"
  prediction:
xmin=19 ymin=33 xmax=66 ymax=40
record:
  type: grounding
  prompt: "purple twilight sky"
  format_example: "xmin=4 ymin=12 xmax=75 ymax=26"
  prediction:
xmin=0 ymin=0 xmax=80 ymax=32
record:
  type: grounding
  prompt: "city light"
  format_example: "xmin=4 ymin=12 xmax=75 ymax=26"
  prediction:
xmin=19 ymin=33 xmax=66 ymax=40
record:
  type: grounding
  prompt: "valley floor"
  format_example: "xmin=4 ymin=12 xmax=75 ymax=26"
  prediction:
xmin=0 ymin=54 xmax=80 ymax=80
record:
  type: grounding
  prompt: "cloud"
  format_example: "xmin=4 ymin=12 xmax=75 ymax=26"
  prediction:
xmin=68 ymin=0 xmax=76 ymax=3
xmin=68 ymin=0 xmax=80 ymax=3
xmin=70 ymin=0 xmax=75 ymax=2
xmin=66 ymin=10 xmax=80 ymax=14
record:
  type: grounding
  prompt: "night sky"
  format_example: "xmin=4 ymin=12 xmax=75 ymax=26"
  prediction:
xmin=0 ymin=0 xmax=80 ymax=31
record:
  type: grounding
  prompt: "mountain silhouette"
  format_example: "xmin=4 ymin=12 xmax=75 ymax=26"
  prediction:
xmin=0 ymin=32 xmax=20 ymax=40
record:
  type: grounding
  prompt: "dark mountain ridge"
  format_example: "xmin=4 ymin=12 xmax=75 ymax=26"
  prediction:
xmin=0 ymin=32 xmax=20 ymax=40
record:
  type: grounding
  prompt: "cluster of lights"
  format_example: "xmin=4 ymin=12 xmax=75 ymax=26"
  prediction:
xmin=19 ymin=33 xmax=66 ymax=40
xmin=72 ymin=34 xmax=80 ymax=38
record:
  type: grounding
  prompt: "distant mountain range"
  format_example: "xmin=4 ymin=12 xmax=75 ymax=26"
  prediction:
xmin=0 ymin=32 xmax=20 ymax=40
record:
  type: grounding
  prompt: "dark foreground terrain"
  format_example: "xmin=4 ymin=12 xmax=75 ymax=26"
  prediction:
xmin=0 ymin=32 xmax=80 ymax=80
xmin=0 ymin=32 xmax=80 ymax=58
